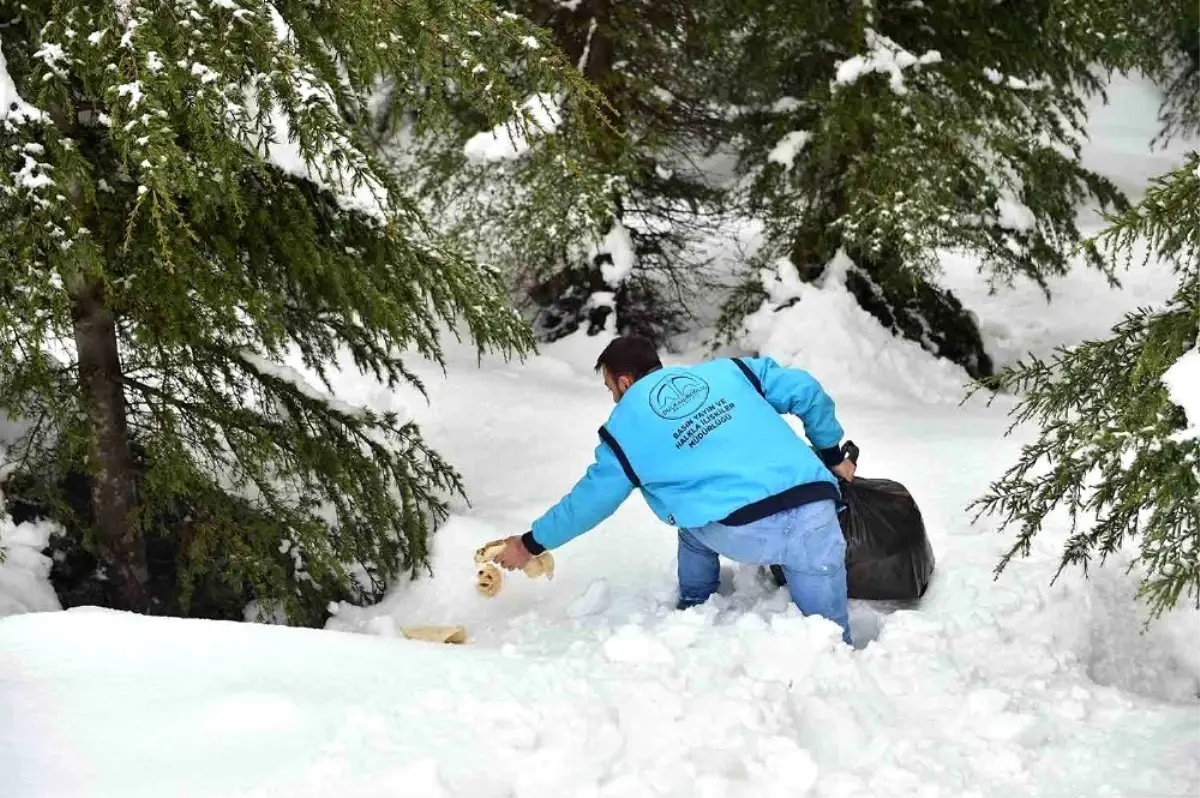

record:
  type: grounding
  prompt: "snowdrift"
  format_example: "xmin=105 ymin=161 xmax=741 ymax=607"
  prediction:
xmin=0 ymin=515 xmax=60 ymax=618
xmin=740 ymin=252 xmax=975 ymax=406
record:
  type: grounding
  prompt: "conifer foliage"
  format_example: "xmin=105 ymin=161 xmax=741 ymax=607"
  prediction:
xmin=712 ymin=0 xmax=1143 ymax=378
xmin=1149 ymin=0 xmax=1199 ymax=147
xmin=509 ymin=0 xmax=731 ymax=345
xmin=971 ymin=154 xmax=1200 ymax=619
xmin=0 ymin=0 xmax=594 ymax=623
xmin=395 ymin=0 xmax=732 ymax=348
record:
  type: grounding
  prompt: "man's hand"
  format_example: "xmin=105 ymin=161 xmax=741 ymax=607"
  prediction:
xmin=832 ymin=458 xmax=856 ymax=482
xmin=493 ymin=535 xmax=534 ymax=571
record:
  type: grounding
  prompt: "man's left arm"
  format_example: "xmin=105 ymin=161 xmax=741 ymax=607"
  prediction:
xmin=742 ymin=355 xmax=855 ymax=480
xmin=516 ymin=438 xmax=636 ymax=558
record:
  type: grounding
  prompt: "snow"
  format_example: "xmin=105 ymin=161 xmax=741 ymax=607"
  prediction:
xmin=595 ymin=219 xmax=637 ymax=287
xmin=238 ymin=350 xmax=367 ymax=420
xmin=13 ymin=154 xmax=55 ymax=191
xmin=463 ymin=93 xmax=563 ymax=163
xmin=1076 ymin=72 xmax=1200 ymax=201
xmin=938 ymin=75 xmax=1198 ymax=369
xmin=1163 ymin=347 xmax=1200 ymax=442
xmin=1 ymin=65 xmax=1198 ymax=798
xmin=995 ymin=192 xmax=1036 ymax=231
xmin=224 ymin=5 xmax=394 ymax=223
xmin=248 ymin=97 xmax=391 ymax=223
xmin=116 ymin=80 xmax=144 ymax=109
xmin=0 ymin=515 xmax=61 ymax=618
xmin=982 ymin=68 xmax=1044 ymax=91
xmin=0 ymin=42 xmax=48 ymax=126
xmin=9 ymin=269 xmax=1197 ymax=796
xmin=766 ymin=131 xmax=811 ymax=170
xmin=741 ymin=252 xmax=972 ymax=405
xmin=0 ymin=419 xmax=64 ymax=621
xmin=834 ymin=29 xmax=942 ymax=95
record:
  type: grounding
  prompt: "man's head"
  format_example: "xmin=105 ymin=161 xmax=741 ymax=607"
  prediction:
xmin=595 ymin=336 xmax=662 ymax=402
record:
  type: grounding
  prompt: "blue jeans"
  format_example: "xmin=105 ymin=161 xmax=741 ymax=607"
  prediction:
xmin=677 ymin=500 xmax=852 ymax=644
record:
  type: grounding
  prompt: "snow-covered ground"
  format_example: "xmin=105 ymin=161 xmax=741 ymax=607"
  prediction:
xmin=2 ymin=77 xmax=1198 ymax=798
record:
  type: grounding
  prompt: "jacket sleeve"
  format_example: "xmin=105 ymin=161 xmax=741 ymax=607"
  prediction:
xmin=741 ymin=355 xmax=846 ymax=468
xmin=527 ymin=438 xmax=635 ymax=552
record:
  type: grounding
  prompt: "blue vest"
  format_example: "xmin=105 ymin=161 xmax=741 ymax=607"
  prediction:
xmin=528 ymin=356 xmax=846 ymax=551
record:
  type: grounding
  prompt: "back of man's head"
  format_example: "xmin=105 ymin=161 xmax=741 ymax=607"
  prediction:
xmin=595 ymin=336 xmax=663 ymax=382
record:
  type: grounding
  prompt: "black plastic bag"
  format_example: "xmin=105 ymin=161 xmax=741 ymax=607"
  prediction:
xmin=770 ymin=442 xmax=936 ymax=600
xmin=838 ymin=475 xmax=935 ymax=600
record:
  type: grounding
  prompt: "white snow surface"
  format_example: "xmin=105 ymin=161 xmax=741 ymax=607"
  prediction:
xmin=1163 ymin=347 xmax=1200 ymax=443
xmin=0 ymin=422 xmax=63 ymax=620
xmin=2 ymin=73 xmax=1198 ymax=798
xmin=742 ymin=252 xmax=973 ymax=405
xmin=4 ymin=303 xmax=1199 ymax=796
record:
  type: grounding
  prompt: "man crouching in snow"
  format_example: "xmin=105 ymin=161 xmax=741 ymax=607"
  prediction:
xmin=491 ymin=335 xmax=856 ymax=645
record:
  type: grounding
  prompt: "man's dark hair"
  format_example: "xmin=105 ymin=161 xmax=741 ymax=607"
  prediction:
xmin=595 ymin=336 xmax=663 ymax=381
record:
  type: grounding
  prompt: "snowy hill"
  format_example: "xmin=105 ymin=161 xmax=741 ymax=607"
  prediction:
xmin=2 ymin=77 xmax=1198 ymax=798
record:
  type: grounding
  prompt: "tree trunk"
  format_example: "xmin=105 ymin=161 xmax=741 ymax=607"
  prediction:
xmin=71 ymin=278 xmax=150 ymax=612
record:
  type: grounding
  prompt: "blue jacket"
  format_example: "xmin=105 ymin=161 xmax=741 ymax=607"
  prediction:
xmin=525 ymin=356 xmax=846 ymax=552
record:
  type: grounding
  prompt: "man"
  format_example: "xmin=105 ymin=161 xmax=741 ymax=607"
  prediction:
xmin=491 ymin=335 xmax=856 ymax=644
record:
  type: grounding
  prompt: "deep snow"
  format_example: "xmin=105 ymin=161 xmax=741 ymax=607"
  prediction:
xmin=1 ymin=75 xmax=1198 ymax=798
xmin=3 ymin=315 xmax=1198 ymax=797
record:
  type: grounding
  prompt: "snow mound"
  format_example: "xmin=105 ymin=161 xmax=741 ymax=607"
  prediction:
xmin=740 ymin=252 xmax=973 ymax=405
xmin=0 ymin=514 xmax=61 ymax=618
xmin=1055 ymin=563 xmax=1200 ymax=703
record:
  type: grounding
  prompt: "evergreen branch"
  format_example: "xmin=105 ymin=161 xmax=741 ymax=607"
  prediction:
xmin=970 ymin=160 xmax=1200 ymax=621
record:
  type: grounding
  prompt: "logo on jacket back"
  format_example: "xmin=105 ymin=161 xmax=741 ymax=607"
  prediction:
xmin=648 ymin=372 xmax=710 ymax=419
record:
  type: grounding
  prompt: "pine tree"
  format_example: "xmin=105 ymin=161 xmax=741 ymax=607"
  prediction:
xmin=969 ymin=153 xmax=1199 ymax=620
xmin=0 ymin=0 xmax=599 ymax=623
xmin=967 ymin=3 xmax=1199 ymax=621
xmin=1148 ymin=0 xmax=1199 ymax=147
xmin=709 ymin=0 xmax=1158 ymax=378
xmin=392 ymin=0 xmax=734 ymax=347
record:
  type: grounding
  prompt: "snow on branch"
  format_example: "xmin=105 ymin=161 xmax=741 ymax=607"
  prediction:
xmin=1163 ymin=348 xmax=1200 ymax=443
xmin=0 ymin=43 xmax=48 ymax=128
xmin=834 ymin=29 xmax=942 ymax=95
xmin=593 ymin=219 xmax=636 ymax=287
xmin=767 ymin=131 xmax=811 ymax=170
xmin=238 ymin=351 xmax=367 ymax=420
xmin=1 ymin=41 xmax=62 ymax=213
xmin=463 ymin=92 xmax=563 ymax=163
xmin=234 ymin=4 xmax=393 ymax=223
xmin=982 ymin=68 xmax=1048 ymax=91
